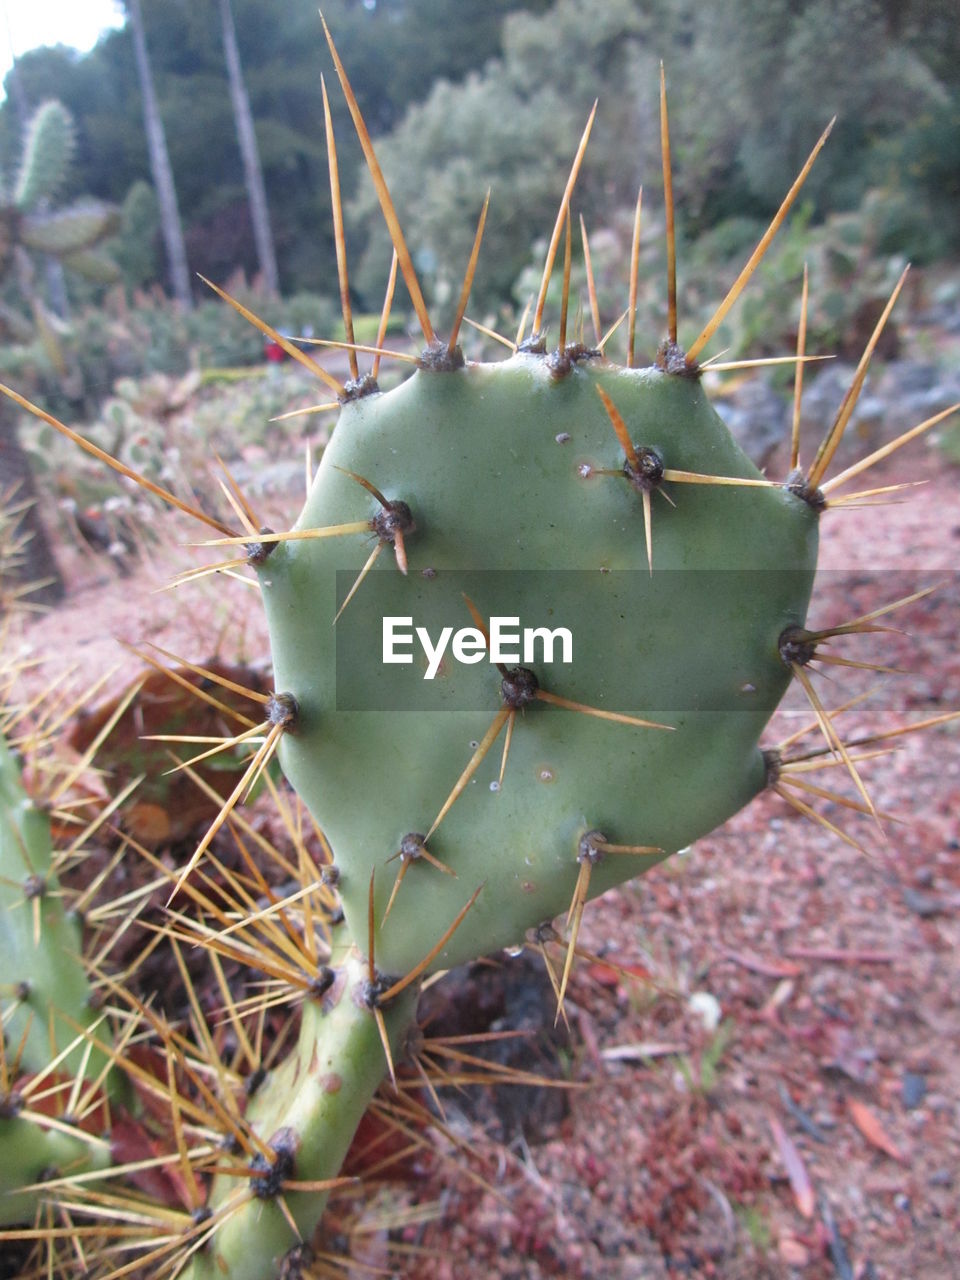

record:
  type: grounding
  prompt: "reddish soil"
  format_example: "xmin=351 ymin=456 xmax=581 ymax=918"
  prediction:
xmin=15 ymin=442 xmax=960 ymax=1280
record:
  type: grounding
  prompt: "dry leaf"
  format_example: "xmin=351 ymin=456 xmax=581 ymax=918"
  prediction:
xmin=770 ymin=1116 xmax=815 ymax=1218
xmin=848 ymin=1098 xmax=906 ymax=1163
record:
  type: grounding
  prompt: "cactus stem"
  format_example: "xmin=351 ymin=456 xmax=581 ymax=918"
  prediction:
xmin=686 ymin=116 xmax=836 ymax=366
xmin=0 ymin=383 xmax=236 ymax=538
xmin=322 ymin=16 xmax=435 ymax=347
xmin=790 ymin=262 xmax=810 ymax=470
xmin=627 ymin=188 xmax=643 ymax=368
xmin=659 ymin=64 xmax=678 ymax=347
xmin=448 ymin=191 xmax=490 ymax=355
xmin=806 ymin=265 xmax=910 ymax=488
xmin=321 ymin=75 xmax=358 ymax=382
xmin=532 ymin=101 xmax=598 ymax=338
xmin=580 ymin=214 xmax=602 ymax=347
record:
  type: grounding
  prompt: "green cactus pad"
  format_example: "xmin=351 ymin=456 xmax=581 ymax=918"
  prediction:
xmin=260 ymin=356 xmax=818 ymax=976
xmin=20 ymin=203 xmax=121 ymax=257
xmin=0 ymin=736 xmax=113 ymax=1084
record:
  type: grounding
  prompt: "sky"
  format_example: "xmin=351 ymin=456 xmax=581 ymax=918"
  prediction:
xmin=0 ymin=0 xmax=125 ymax=100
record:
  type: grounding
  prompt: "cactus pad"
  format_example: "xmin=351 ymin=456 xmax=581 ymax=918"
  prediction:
xmin=261 ymin=357 xmax=819 ymax=975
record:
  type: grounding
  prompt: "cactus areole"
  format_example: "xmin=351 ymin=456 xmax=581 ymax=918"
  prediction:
xmin=261 ymin=357 xmax=819 ymax=976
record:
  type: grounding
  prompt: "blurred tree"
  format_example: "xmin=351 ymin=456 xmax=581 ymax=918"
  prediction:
xmin=124 ymin=0 xmax=193 ymax=307
xmin=114 ymin=179 xmax=161 ymax=289
xmin=218 ymin=0 xmax=279 ymax=295
xmin=0 ymin=0 xmax=553 ymax=297
xmin=351 ymin=0 xmax=652 ymax=315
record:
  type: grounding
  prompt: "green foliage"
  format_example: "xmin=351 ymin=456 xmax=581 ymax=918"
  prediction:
xmin=113 ymin=179 xmax=160 ymax=289
xmin=0 ymin=290 xmax=337 ymax=420
xmin=0 ymin=0 xmax=553 ymax=296
xmin=867 ymin=96 xmax=960 ymax=260
xmin=351 ymin=0 xmax=651 ymax=314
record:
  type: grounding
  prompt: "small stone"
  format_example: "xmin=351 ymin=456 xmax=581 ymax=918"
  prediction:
xmin=901 ymin=1071 xmax=927 ymax=1110
xmin=688 ymin=991 xmax=722 ymax=1031
xmin=901 ymin=886 xmax=943 ymax=917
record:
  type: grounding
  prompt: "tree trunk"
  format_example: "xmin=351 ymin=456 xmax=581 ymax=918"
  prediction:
xmin=219 ymin=0 xmax=280 ymax=296
xmin=0 ymin=402 xmax=64 ymax=608
xmin=126 ymin=0 xmax=193 ymax=309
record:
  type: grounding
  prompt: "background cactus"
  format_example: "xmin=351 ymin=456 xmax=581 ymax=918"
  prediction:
xmin=0 ymin=22 xmax=956 ymax=1280
xmin=0 ymin=98 xmax=120 ymax=336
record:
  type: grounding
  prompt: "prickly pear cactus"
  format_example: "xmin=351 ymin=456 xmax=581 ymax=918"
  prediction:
xmin=0 ymin=21 xmax=957 ymax=1280
xmin=264 ymin=359 xmax=818 ymax=976
xmin=0 ymin=734 xmax=113 ymax=1225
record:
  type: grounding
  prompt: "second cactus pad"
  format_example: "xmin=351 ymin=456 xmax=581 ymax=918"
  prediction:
xmin=259 ymin=354 xmax=819 ymax=975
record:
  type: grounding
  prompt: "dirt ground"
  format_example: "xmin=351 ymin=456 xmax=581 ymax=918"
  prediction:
xmin=15 ymin=434 xmax=960 ymax=1280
